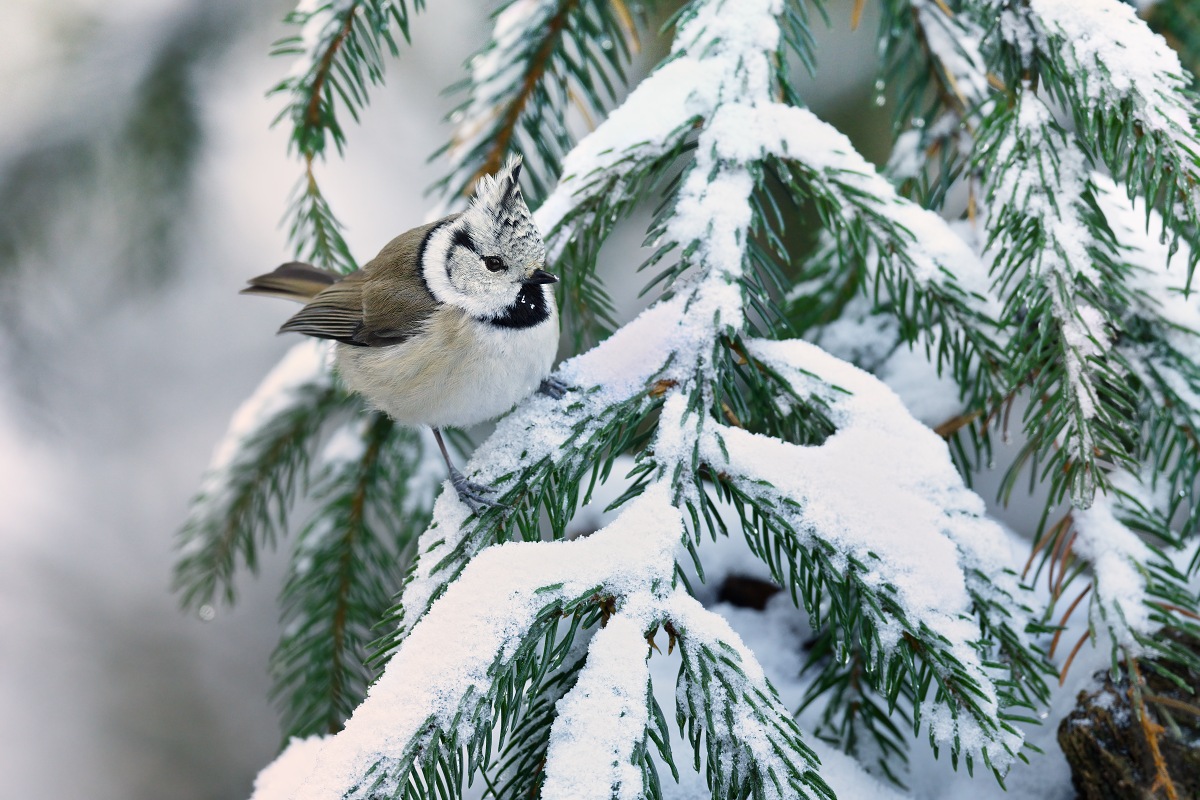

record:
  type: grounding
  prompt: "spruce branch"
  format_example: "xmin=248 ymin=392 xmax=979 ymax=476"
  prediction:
xmin=433 ymin=0 xmax=657 ymax=206
xmin=273 ymin=0 xmax=424 ymax=159
xmin=1094 ymin=174 xmax=1200 ymax=501
xmin=990 ymin=0 xmax=1200 ymax=282
xmin=539 ymin=615 xmax=661 ymax=799
xmin=881 ymin=0 xmax=991 ymax=206
xmin=670 ymin=593 xmax=834 ymax=800
xmin=698 ymin=338 xmax=1043 ymax=774
xmin=1036 ymin=471 xmax=1200 ymax=687
xmin=271 ymin=0 xmax=425 ymax=272
xmin=799 ymin=624 xmax=917 ymax=788
xmin=175 ymin=341 xmax=352 ymax=609
xmin=287 ymin=158 xmax=358 ymax=274
xmin=486 ymin=641 xmax=591 ymax=800
xmin=978 ymin=93 xmax=1136 ymax=508
xmin=271 ymin=415 xmax=431 ymax=739
xmin=534 ymin=59 xmax=706 ymax=349
xmin=202 ymin=0 xmax=1200 ymax=796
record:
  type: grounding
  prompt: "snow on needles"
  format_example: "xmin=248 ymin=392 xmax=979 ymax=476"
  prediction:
xmin=911 ymin=0 xmax=989 ymax=112
xmin=986 ymin=96 xmax=1110 ymax=453
xmin=703 ymin=337 xmax=1025 ymax=764
xmin=540 ymin=617 xmax=652 ymax=800
xmin=199 ymin=339 xmax=332 ymax=502
xmin=1071 ymin=472 xmax=1155 ymax=647
xmin=252 ymin=485 xmax=682 ymax=800
xmin=534 ymin=57 xmax=712 ymax=244
xmin=1029 ymin=0 xmax=1195 ymax=136
xmin=251 ymin=0 xmax=1034 ymax=794
xmin=1093 ymin=174 xmax=1200 ymax=419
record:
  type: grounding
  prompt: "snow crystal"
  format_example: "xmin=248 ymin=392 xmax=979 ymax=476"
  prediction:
xmin=560 ymin=295 xmax=694 ymax=403
xmin=668 ymin=151 xmax=756 ymax=282
xmin=541 ymin=617 xmax=651 ymax=800
xmin=653 ymin=392 xmax=696 ymax=471
xmin=991 ymin=98 xmax=1097 ymax=286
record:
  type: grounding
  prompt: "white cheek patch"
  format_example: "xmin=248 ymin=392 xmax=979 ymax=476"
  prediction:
xmin=421 ymin=224 xmax=459 ymax=306
xmin=421 ymin=221 xmax=519 ymax=319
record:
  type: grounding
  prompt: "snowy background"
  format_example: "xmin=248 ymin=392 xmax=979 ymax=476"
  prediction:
xmin=0 ymin=1 xmax=1070 ymax=799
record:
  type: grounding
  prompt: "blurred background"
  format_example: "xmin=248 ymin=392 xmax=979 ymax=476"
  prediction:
xmin=0 ymin=1 xmax=893 ymax=798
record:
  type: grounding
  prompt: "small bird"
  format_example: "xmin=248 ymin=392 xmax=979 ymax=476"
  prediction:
xmin=242 ymin=157 xmax=562 ymax=509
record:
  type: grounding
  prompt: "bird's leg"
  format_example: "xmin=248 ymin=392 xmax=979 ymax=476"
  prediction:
xmin=538 ymin=376 xmax=569 ymax=399
xmin=432 ymin=427 xmax=501 ymax=511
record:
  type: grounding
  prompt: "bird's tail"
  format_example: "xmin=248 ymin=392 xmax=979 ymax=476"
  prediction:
xmin=240 ymin=261 xmax=340 ymax=303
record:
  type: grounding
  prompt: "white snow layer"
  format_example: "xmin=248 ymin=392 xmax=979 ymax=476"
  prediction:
xmin=251 ymin=484 xmax=682 ymax=800
xmin=249 ymin=0 xmax=1037 ymax=795
xmin=702 ymin=337 xmax=1025 ymax=764
xmin=540 ymin=616 xmax=652 ymax=800
xmin=1029 ymin=0 xmax=1195 ymax=136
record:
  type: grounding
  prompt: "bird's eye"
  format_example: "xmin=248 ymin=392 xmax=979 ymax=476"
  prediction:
xmin=483 ymin=256 xmax=505 ymax=272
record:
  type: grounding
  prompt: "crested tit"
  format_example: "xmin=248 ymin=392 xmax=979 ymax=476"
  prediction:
xmin=242 ymin=156 xmax=560 ymax=509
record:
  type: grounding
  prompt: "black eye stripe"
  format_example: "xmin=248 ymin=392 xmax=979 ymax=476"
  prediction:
xmin=452 ymin=228 xmax=477 ymax=255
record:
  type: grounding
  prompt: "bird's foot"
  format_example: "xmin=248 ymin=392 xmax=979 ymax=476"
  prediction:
xmin=449 ymin=466 xmax=502 ymax=512
xmin=538 ymin=376 xmax=570 ymax=399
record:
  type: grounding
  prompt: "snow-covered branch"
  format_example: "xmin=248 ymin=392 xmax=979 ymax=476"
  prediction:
xmin=701 ymin=337 xmax=1034 ymax=771
xmin=993 ymin=0 xmax=1200 ymax=277
xmin=176 ymin=341 xmax=347 ymax=608
xmin=980 ymin=92 xmax=1134 ymax=508
xmin=435 ymin=0 xmax=648 ymax=203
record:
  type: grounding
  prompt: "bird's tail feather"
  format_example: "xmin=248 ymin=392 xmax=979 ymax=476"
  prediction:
xmin=241 ymin=262 xmax=340 ymax=303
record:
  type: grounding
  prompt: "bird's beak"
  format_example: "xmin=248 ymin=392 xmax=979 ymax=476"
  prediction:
xmin=521 ymin=268 xmax=558 ymax=285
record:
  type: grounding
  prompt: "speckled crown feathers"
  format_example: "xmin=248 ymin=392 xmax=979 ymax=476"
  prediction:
xmin=463 ymin=155 xmax=546 ymax=269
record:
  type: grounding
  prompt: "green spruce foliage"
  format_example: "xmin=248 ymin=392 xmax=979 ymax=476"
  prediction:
xmin=177 ymin=0 xmax=1200 ymax=797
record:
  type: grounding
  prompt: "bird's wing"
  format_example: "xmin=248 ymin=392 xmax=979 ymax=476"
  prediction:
xmin=355 ymin=218 xmax=450 ymax=345
xmin=279 ymin=219 xmax=450 ymax=347
xmin=278 ymin=272 xmax=370 ymax=343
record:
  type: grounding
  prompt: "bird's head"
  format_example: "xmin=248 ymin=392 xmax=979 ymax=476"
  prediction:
xmin=422 ymin=156 xmax=556 ymax=322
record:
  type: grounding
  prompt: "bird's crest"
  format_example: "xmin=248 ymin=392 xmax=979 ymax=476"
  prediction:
xmin=463 ymin=155 xmax=546 ymax=269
